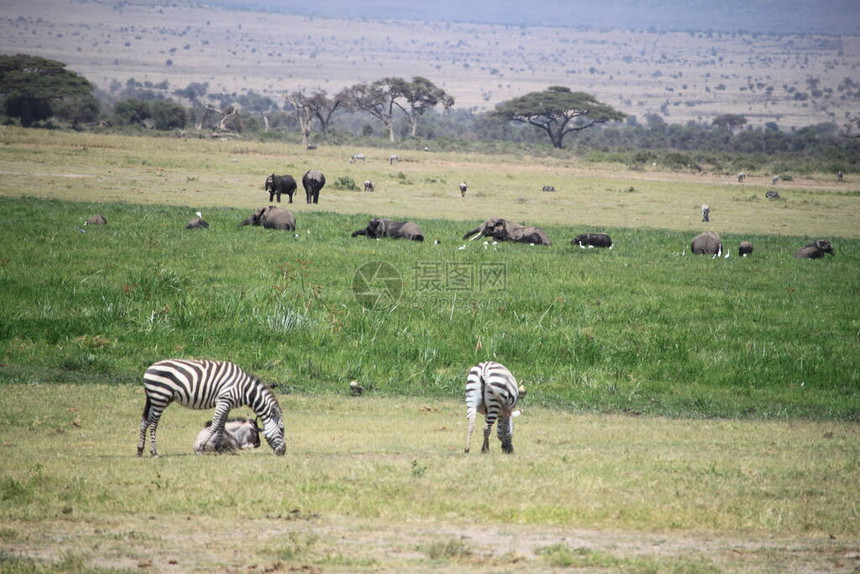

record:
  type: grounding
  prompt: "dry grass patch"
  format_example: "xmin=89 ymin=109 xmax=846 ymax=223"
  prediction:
xmin=1 ymin=128 xmax=857 ymax=238
xmin=0 ymin=385 xmax=857 ymax=571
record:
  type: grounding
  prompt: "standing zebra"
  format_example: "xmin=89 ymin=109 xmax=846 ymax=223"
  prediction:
xmin=465 ymin=361 xmax=522 ymax=454
xmin=138 ymin=359 xmax=286 ymax=457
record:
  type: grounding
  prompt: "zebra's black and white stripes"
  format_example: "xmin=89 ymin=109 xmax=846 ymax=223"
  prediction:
xmin=137 ymin=359 xmax=285 ymax=457
xmin=465 ymin=361 xmax=522 ymax=454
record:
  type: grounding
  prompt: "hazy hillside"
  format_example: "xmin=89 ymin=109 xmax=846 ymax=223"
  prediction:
xmin=2 ymin=0 xmax=859 ymax=128
xmin=209 ymin=0 xmax=860 ymax=36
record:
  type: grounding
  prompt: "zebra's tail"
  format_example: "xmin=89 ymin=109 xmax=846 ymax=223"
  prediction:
xmin=141 ymin=395 xmax=152 ymax=422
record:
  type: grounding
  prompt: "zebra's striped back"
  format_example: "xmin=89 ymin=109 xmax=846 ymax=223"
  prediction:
xmin=144 ymin=359 xmax=250 ymax=410
xmin=138 ymin=359 xmax=285 ymax=457
xmin=465 ymin=361 xmax=520 ymax=454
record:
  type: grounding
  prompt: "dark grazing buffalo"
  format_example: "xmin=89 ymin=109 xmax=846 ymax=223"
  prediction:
xmin=265 ymin=174 xmax=297 ymax=203
xmin=572 ymin=233 xmax=613 ymax=248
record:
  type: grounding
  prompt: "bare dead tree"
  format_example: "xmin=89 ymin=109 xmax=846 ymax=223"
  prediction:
xmin=286 ymin=91 xmax=314 ymax=147
xmin=199 ymin=102 xmax=242 ymax=133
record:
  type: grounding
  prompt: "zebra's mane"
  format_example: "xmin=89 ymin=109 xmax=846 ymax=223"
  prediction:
xmin=251 ymin=375 xmax=282 ymax=411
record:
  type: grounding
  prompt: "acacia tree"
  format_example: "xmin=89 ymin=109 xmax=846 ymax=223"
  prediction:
xmin=341 ymin=77 xmax=453 ymax=141
xmin=712 ymin=113 xmax=748 ymax=132
xmin=0 ymin=54 xmax=98 ymax=127
xmin=286 ymin=89 xmax=344 ymax=143
xmin=341 ymin=78 xmax=407 ymax=142
xmin=399 ymin=76 xmax=454 ymax=137
xmin=491 ymin=86 xmax=624 ymax=149
xmin=237 ymin=92 xmax=277 ymax=132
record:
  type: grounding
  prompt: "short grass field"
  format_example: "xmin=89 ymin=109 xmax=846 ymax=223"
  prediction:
xmin=0 ymin=128 xmax=858 ymax=572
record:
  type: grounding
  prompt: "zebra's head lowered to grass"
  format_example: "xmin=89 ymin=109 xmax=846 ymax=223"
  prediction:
xmin=252 ymin=383 xmax=286 ymax=456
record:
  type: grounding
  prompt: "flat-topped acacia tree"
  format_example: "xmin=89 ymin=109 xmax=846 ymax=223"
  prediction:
xmin=0 ymin=54 xmax=98 ymax=127
xmin=491 ymin=86 xmax=625 ymax=149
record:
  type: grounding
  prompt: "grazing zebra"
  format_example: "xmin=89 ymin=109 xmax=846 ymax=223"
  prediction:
xmin=138 ymin=359 xmax=285 ymax=457
xmin=350 ymin=153 xmax=366 ymax=164
xmin=459 ymin=182 xmax=468 ymax=197
xmin=772 ymin=175 xmax=780 ymax=185
xmin=837 ymin=170 xmax=843 ymax=181
xmin=465 ymin=361 xmax=522 ymax=454
xmin=389 ymin=154 xmax=399 ymax=165
xmin=541 ymin=185 xmax=556 ymax=192
xmin=737 ymin=172 xmax=746 ymax=183
xmin=364 ymin=179 xmax=374 ymax=192
xmin=701 ymin=204 xmax=710 ymax=222
xmin=765 ymin=190 xmax=780 ymax=200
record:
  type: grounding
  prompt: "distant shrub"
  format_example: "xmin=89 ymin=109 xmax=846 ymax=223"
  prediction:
xmin=332 ymin=176 xmax=358 ymax=190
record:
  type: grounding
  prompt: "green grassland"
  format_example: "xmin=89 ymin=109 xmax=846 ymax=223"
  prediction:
xmin=0 ymin=194 xmax=857 ymax=420
xmin=0 ymin=128 xmax=858 ymax=572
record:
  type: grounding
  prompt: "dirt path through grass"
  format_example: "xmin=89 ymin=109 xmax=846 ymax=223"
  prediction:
xmin=3 ymin=515 xmax=857 ymax=572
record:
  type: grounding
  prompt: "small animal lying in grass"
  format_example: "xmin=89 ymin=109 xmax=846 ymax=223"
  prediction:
xmin=193 ymin=417 xmax=262 ymax=454
xmin=572 ymin=233 xmax=613 ymax=249
xmin=795 ymin=239 xmax=834 ymax=259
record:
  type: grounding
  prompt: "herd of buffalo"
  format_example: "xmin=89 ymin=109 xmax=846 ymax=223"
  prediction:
xmin=81 ymin=168 xmax=837 ymax=260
